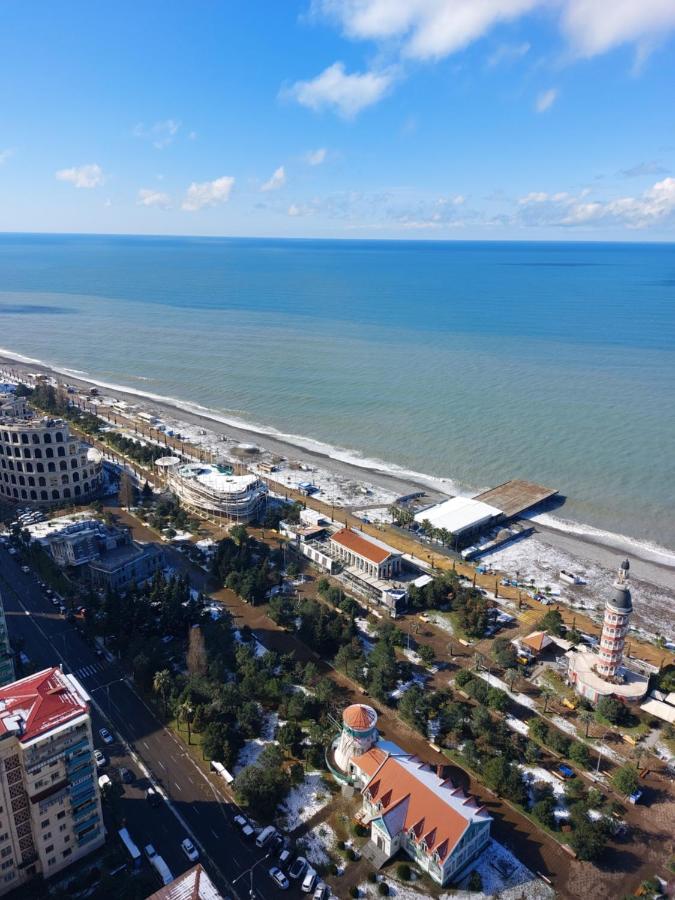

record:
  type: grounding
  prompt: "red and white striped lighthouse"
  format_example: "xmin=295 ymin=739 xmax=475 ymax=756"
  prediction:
xmin=597 ymin=559 xmax=632 ymax=678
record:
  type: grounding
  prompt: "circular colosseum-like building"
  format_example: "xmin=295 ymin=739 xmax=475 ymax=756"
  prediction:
xmin=0 ymin=417 xmax=103 ymax=506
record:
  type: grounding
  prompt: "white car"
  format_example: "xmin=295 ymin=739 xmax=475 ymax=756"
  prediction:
xmin=269 ymin=867 xmax=289 ymax=890
xmin=181 ymin=838 xmax=199 ymax=862
xmin=98 ymin=728 xmax=114 ymax=745
xmin=93 ymin=749 xmax=107 ymax=768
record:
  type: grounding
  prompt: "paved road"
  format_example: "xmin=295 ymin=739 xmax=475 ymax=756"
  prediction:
xmin=0 ymin=547 xmax=303 ymax=900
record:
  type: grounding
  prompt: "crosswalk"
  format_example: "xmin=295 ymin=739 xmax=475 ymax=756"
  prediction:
xmin=73 ymin=663 xmax=107 ymax=681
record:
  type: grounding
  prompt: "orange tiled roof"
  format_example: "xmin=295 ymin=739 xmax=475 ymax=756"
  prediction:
xmin=343 ymin=704 xmax=377 ymax=731
xmin=351 ymin=746 xmax=388 ymax=778
xmin=361 ymin=755 xmax=489 ymax=863
xmin=522 ymin=630 xmax=552 ymax=652
xmin=331 ymin=528 xmax=393 ymax=565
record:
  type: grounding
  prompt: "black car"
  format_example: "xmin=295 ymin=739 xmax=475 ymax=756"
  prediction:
xmin=146 ymin=787 xmax=162 ymax=807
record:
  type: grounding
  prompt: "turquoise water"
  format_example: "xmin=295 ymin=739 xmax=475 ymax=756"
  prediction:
xmin=1 ymin=233 xmax=674 ymax=548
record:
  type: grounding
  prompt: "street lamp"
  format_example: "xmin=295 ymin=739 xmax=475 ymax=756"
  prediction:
xmin=232 ymin=850 xmax=272 ymax=899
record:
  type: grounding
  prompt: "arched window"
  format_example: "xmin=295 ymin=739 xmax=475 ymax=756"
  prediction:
xmin=74 ymin=485 xmax=81 ymax=496
xmin=83 ymin=482 xmax=89 ymax=493
xmin=47 ymin=462 xmax=56 ymax=473
xmin=21 ymin=433 xmax=28 ymax=444
xmin=59 ymin=460 xmax=67 ymax=471
xmin=12 ymin=487 xmax=18 ymax=497
xmin=72 ymin=471 xmax=80 ymax=482
xmin=36 ymin=462 xmax=44 ymax=473
xmin=45 ymin=447 xmax=54 ymax=458
xmin=71 ymin=458 xmax=78 ymax=469
xmin=43 ymin=433 xmax=52 ymax=443
xmin=38 ymin=476 xmax=46 ymax=487
xmin=28 ymin=476 xmax=35 ymax=486
xmin=40 ymin=490 xmax=48 ymax=500
xmin=20 ymin=489 xmax=27 ymax=499
xmin=23 ymin=448 xmax=31 ymax=458
xmin=55 ymin=432 xmax=64 ymax=442
xmin=34 ymin=448 xmax=42 ymax=459
xmin=61 ymin=474 xmax=69 ymax=485
xmin=29 ymin=490 xmax=37 ymax=500
xmin=51 ymin=489 xmax=60 ymax=500
xmin=57 ymin=446 xmax=65 ymax=457
xmin=32 ymin=433 xmax=40 ymax=444
xmin=63 ymin=487 xmax=71 ymax=498
xmin=18 ymin=475 xmax=25 ymax=486
xmin=25 ymin=462 xmax=33 ymax=473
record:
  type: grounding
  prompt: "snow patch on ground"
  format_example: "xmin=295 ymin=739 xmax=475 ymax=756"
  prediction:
xmin=278 ymin=771 xmax=332 ymax=828
xmin=519 ymin=765 xmax=569 ymax=819
xmin=551 ymin=714 xmax=577 ymax=735
xmin=233 ymin=711 xmax=278 ymax=774
xmin=299 ymin=822 xmax=336 ymax=867
xmin=475 ymin=670 xmax=537 ymax=709
xmin=505 ymin=715 xmax=530 ymax=736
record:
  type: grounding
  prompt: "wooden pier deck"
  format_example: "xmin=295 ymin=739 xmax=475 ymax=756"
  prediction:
xmin=476 ymin=479 xmax=558 ymax=519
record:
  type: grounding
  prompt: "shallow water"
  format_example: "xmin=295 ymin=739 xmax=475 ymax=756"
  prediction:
xmin=1 ymin=233 xmax=674 ymax=549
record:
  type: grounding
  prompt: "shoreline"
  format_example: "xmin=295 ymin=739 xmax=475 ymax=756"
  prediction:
xmin=1 ymin=350 xmax=673 ymax=629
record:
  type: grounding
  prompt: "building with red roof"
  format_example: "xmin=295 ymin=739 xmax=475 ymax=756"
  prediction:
xmin=350 ymin=748 xmax=491 ymax=886
xmin=0 ymin=667 xmax=103 ymax=895
xmin=330 ymin=528 xmax=402 ymax=579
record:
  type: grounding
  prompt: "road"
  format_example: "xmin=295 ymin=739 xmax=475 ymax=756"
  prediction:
xmin=0 ymin=546 xmax=302 ymax=900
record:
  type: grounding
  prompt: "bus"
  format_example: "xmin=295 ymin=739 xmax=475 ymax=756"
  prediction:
xmin=118 ymin=828 xmax=141 ymax=870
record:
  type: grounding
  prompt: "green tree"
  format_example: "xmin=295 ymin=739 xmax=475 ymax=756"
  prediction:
xmin=612 ymin=764 xmax=639 ymax=797
xmin=569 ymin=821 xmax=607 ymax=861
xmin=537 ymin=609 xmax=564 ymax=637
xmin=595 ymin=696 xmax=625 ymax=725
xmin=569 ymin=742 xmax=591 ymax=769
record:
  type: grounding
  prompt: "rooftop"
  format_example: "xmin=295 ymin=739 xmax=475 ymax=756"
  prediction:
xmin=175 ymin=464 xmax=261 ymax=495
xmin=568 ymin=649 xmax=649 ymax=701
xmin=145 ymin=864 xmax=223 ymax=900
xmin=354 ymin=751 xmax=490 ymax=863
xmin=331 ymin=528 xmax=400 ymax=565
xmin=0 ymin=667 xmax=89 ymax=743
xmin=475 ymin=479 xmax=558 ymax=518
xmin=521 ymin=630 xmax=553 ymax=653
xmin=343 ymin=703 xmax=377 ymax=731
xmin=414 ymin=496 xmax=502 ymax=535
xmin=88 ymin=542 xmax=161 ymax=573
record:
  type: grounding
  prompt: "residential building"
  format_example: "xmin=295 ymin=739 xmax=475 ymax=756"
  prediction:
xmin=0 ymin=414 xmax=102 ymax=507
xmin=517 ymin=630 xmax=553 ymax=658
xmin=145 ymin=863 xmax=224 ymax=899
xmin=0 ymin=594 xmax=14 ymax=688
xmin=0 ymin=391 xmax=27 ymax=421
xmin=0 ymin=667 xmax=104 ymax=895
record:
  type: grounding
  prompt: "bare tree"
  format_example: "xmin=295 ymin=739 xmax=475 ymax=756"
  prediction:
xmin=187 ymin=625 xmax=208 ymax=677
xmin=118 ymin=470 xmax=135 ymax=511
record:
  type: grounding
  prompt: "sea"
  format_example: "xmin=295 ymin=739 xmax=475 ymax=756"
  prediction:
xmin=1 ymin=233 xmax=674 ymax=556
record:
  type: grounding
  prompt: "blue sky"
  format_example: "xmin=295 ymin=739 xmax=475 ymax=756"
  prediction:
xmin=1 ymin=0 xmax=675 ymax=240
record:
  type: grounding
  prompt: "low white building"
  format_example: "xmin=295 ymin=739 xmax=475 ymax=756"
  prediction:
xmin=414 ymin=496 xmax=502 ymax=539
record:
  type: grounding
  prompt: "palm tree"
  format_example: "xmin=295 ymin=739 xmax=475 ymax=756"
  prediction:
xmin=152 ymin=669 xmax=171 ymax=719
xmin=178 ymin=700 xmax=194 ymax=745
xmin=579 ymin=708 xmax=593 ymax=739
xmin=541 ymin=686 xmax=555 ymax=714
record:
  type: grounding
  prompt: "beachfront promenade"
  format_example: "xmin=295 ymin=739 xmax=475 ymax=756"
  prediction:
xmin=74 ymin=399 xmax=673 ymax=672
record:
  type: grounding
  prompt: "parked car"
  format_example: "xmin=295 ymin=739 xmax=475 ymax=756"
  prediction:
xmin=256 ymin=825 xmax=278 ymax=848
xmin=288 ymin=856 xmax=307 ymax=880
xmin=278 ymin=847 xmax=292 ymax=866
xmin=554 ymin=764 xmax=575 ymax=780
xmin=99 ymin=728 xmax=114 ymax=745
xmin=268 ymin=867 xmax=289 ymax=890
xmin=313 ymin=884 xmax=328 ymax=900
xmin=146 ymin=787 xmax=162 ymax=807
xmin=234 ymin=814 xmax=255 ymax=838
xmin=144 ymin=843 xmax=157 ymax=861
xmin=119 ymin=767 xmax=134 ymax=784
xmin=628 ymin=789 xmax=643 ymax=805
xmin=93 ymin=750 xmax=107 ymax=769
xmin=301 ymin=867 xmax=317 ymax=893
xmin=181 ymin=838 xmax=199 ymax=862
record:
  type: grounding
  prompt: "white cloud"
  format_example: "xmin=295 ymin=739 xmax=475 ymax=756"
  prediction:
xmin=181 ymin=176 xmax=235 ymax=211
xmin=487 ymin=41 xmax=531 ymax=66
xmin=137 ymin=188 xmax=171 ymax=209
xmin=535 ymin=88 xmax=558 ymax=112
xmin=261 ymin=166 xmax=286 ymax=192
xmin=560 ymin=0 xmax=675 ymax=58
xmin=55 ymin=163 xmax=105 ymax=188
xmin=312 ymin=0 xmax=675 ymax=72
xmin=133 ymin=119 xmax=181 ymax=149
xmin=305 ymin=147 xmax=327 ymax=165
xmin=285 ymin=62 xmax=395 ymax=117
xmin=0 ymin=148 xmax=14 ymax=166
xmin=517 ymin=177 xmax=675 ymax=228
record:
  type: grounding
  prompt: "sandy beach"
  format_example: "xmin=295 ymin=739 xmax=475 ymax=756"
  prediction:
xmin=1 ymin=352 xmax=673 ymax=641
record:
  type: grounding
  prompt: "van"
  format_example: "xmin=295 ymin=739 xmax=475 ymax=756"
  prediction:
xmin=256 ymin=825 xmax=277 ymax=849
xmin=301 ymin=866 xmax=317 ymax=893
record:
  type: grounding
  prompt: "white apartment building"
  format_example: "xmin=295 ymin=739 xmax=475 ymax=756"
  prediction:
xmin=0 ymin=667 xmax=104 ymax=895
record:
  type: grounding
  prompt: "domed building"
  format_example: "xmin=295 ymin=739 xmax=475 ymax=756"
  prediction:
xmin=568 ymin=560 xmax=648 ymax=704
xmin=0 ymin=415 xmax=102 ymax=507
xmin=333 ymin=703 xmax=379 ymax=772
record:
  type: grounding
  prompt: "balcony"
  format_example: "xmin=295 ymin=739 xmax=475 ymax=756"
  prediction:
xmin=77 ymin=826 xmax=101 ymax=847
xmin=73 ymin=799 xmax=97 ymax=822
xmin=74 ymin=813 xmax=100 ymax=835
